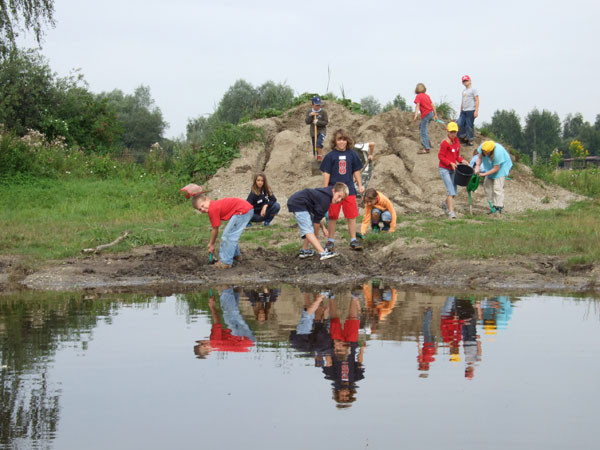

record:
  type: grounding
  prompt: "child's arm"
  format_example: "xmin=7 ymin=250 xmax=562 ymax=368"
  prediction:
xmin=208 ymin=226 xmax=219 ymax=253
xmin=322 ymin=172 xmax=331 ymax=187
xmin=353 ymin=170 xmax=364 ymax=193
xmin=413 ymin=103 xmax=420 ymax=121
xmin=432 ymin=101 xmax=439 ymax=120
xmin=368 ymin=142 xmax=374 ymax=161
xmin=317 ymin=110 xmax=328 ymax=127
xmin=474 ymin=95 xmax=480 ymax=118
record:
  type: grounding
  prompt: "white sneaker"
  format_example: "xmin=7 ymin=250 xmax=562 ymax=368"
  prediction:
xmin=440 ymin=201 xmax=449 ymax=214
xmin=319 ymin=249 xmax=338 ymax=261
xmin=298 ymin=249 xmax=315 ymax=259
xmin=449 ymin=211 xmax=456 ymax=219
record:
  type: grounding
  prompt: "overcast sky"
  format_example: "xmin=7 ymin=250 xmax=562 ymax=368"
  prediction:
xmin=22 ymin=0 xmax=600 ymax=138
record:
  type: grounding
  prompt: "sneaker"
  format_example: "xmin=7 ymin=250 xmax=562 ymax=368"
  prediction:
xmin=246 ymin=222 xmax=252 ymax=228
xmin=298 ymin=249 xmax=315 ymax=259
xmin=325 ymin=240 xmax=335 ymax=252
xmin=264 ymin=221 xmax=270 ymax=226
xmin=467 ymin=140 xmax=474 ymax=146
xmin=350 ymin=240 xmax=363 ymax=251
xmin=495 ymin=206 xmax=503 ymax=214
xmin=213 ymin=261 xmax=232 ymax=269
xmin=449 ymin=211 xmax=456 ymax=220
xmin=382 ymin=225 xmax=390 ymax=232
xmin=319 ymin=249 xmax=338 ymax=261
xmin=372 ymin=224 xmax=380 ymax=233
xmin=316 ymin=155 xmax=323 ymax=162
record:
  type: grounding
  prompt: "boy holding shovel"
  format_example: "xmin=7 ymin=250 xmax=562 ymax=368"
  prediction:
xmin=305 ymin=95 xmax=328 ymax=161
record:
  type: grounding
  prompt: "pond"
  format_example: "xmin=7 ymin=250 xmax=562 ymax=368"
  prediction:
xmin=1 ymin=284 xmax=598 ymax=450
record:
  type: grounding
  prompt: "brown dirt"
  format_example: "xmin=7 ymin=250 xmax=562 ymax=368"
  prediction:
xmin=207 ymin=102 xmax=582 ymax=218
xmin=5 ymin=243 xmax=597 ymax=295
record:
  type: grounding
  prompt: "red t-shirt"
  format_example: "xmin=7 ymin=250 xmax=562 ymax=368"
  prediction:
xmin=438 ymin=137 xmax=466 ymax=169
xmin=207 ymin=198 xmax=253 ymax=228
xmin=210 ymin=324 xmax=254 ymax=352
xmin=414 ymin=93 xmax=433 ymax=118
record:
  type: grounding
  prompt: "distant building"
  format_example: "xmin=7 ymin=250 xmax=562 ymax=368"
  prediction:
xmin=560 ymin=156 xmax=600 ymax=169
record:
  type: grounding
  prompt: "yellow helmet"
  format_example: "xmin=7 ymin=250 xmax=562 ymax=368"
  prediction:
xmin=482 ymin=140 xmax=496 ymax=153
xmin=447 ymin=122 xmax=459 ymax=132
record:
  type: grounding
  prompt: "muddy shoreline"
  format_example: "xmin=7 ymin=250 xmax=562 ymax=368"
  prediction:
xmin=1 ymin=245 xmax=597 ymax=296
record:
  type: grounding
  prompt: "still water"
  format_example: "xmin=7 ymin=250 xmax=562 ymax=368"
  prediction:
xmin=1 ymin=284 xmax=599 ymax=450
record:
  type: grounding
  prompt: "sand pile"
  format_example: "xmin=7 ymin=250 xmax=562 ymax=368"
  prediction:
xmin=206 ymin=102 xmax=582 ymax=217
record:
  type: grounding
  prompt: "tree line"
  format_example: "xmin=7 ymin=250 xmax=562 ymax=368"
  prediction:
xmin=481 ymin=109 xmax=599 ymax=162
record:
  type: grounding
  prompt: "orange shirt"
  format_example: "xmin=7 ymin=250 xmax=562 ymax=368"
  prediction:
xmin=361 ymin=192 xmax=397 ymax=235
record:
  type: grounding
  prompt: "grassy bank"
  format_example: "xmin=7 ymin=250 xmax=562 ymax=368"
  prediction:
xmin=2 ymin=178 xmax=599 ymax=270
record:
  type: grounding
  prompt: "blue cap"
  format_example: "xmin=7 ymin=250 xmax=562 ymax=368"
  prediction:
xmin=312 ymin=95 xmax=322 ymax=105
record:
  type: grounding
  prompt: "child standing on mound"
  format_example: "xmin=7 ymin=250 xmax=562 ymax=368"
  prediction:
xmin=360 ymin=188 xmax=396 ymax=235
xmin=305 ymin=95 xmax=328 ymax=161
xmin=320 ymin=129 xmax=365 ymax=251
xmin=413 ymin=83 xmax=439 ymax=154
xmin=191 ymin=195 xmax=253 ymax=269
xmin=287 ymin=182 xmax=349 ymax=260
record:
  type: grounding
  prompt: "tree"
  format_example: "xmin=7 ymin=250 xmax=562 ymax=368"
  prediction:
xmin=257 ymin=81 xmax=294 ymax=111
xmin=562 ymin=113 xmax=585 ymax=140
xmin=215 ymin=79 xmax=258 ymax=124
xmin=523 ymin=109 xmax=561 ymax=159
xmin=360 ymin=95 xmax=382 ymax=116
xmin=99 ymin=85 xmax=167 ymax=151
xmin=383 ymin=94 xmax=411 ymax=112
xmin=0 ymin=0 xmax=55 ymax=58
xmin=0 ymin=49 xmax=56 ymax=134
xmin=487 ymin=109 xmax=523 ymax=150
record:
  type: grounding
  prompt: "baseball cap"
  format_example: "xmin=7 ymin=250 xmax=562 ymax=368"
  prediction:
xmin=312 ymin=95 xmax=322 ymax=105
xmin=462 ymin=75 xmax=471 ymax=82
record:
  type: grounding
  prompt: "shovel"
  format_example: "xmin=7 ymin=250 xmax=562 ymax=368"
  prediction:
xmin=313 ymin=120 xmax=318 ymax=158
xmin=466 ymin=173 xmax=480 ymax=215
xmin=208 ymin=252 xmax=216 ymax=265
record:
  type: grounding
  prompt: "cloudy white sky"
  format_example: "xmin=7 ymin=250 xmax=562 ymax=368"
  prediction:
xmin=23 ymin=0 xmax=600 ymax=138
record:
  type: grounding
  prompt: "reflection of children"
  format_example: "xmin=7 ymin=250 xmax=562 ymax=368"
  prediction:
xmin=305 ymin=95 xmax=328 ymax=161
xmin=245 ymin=287 xmax=279 ymax=323
xmin=361 ymin=188 xmax=397 ymax=234
xmin=413 ymin=83 xmax=439 ymax=154
xmin=320 ymin=129 xmax=365 ymax=251
xmin=192 ymin=195 xmax=253 ymax=269
xmin=246 ymin=173 xmax=280 ymax=226
xmin=440 ymin=296 xmax=463 ymax=362
xmin=289 ymin=292 xmax=330 ymax=357
xmin=417 ymin=307 xmax=438 ymax=377
xmin=456 ymin=299 xmax=481 ymax=379
xmin=364 ymin=279 xmax=397 ymax=334
xmin=323 ymin=294 xmax=366 ymax=408
xmin=193 ymin=290 xmax=255 ymax=358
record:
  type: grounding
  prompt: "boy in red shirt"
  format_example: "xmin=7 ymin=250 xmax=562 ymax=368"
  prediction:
xmin=192 ymin=195 xmax=254 ymax=269
xmin=413 ymin=83 xmax=439 ymax=154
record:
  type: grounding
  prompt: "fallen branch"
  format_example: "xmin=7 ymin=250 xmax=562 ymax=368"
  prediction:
xmin=82 ymin=231 xmax=129 ymax=254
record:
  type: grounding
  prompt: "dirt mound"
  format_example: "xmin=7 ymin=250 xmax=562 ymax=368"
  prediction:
xmin=206 ymin=102 xmax=582 ymax=217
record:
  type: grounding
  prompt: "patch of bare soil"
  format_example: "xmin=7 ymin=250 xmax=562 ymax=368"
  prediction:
xmin=8 ymin=244 xmax=598 ymax=295
xmin=207 ymin=102 xmax=583 ymax=219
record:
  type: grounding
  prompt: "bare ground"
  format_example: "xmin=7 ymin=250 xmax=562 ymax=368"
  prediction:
xmin=2 ymin=242 xmax=597 ymax=295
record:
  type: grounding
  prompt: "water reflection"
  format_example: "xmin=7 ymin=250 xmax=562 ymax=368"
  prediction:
xmin=1 ymin=288 xmax=598 ymax=449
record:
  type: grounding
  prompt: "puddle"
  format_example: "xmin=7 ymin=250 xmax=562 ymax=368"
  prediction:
xmin=1 ymin=285 xmax=599 ymax=449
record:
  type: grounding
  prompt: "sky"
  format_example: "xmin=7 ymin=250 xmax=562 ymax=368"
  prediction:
xmin=20 ymin=0 xmax=600 ymax=138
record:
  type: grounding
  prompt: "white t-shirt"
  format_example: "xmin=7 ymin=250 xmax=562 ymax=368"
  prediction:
xmin=461 ymin=88 xmax=479 ymax=111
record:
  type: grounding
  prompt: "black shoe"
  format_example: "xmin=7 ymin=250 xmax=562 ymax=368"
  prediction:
xmin=350 ymin=240 xmax=362 ymax=251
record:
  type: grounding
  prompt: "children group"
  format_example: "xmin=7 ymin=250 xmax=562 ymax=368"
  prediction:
xmin=189 ymin=75 xmax=513 ymax=269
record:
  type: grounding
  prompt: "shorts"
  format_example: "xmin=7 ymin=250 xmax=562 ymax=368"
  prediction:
xmin=311 ymin=133 xmax=326 ymax=149
xmin=294 ymin=211 xmax=315 ymax=237
xmin=439 ymin=167 xmax=458 ymax=197
xmin=330 ymin=318 xmax=359 ymax=343
xmin=328 ymin=194 xmax=359 ymax=220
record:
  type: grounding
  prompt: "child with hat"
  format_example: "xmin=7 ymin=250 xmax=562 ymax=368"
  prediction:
xmin=305 ymin=95 xmax=328 ymax=161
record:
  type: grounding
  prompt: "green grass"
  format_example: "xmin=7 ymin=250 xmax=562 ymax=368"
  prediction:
xmin=533 ymin=166 xmax=600 ymax=198
xmin=1 ymin=178 xmax=599 ymax=268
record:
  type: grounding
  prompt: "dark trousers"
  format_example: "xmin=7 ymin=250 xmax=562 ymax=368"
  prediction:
xmin=250 ymin=202 xmax=280 ymax=223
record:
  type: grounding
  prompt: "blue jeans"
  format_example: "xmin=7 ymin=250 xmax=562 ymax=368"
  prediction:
xmin=439 ymin=167 xmax=458 ymax=196
xmin=250 ymin=202 xmax=280 ymax=223
xmin=457 ymin=110 xmax=475 ymax=141
xmin=219 ymin=209 xmax=253 ymax=265
xmin=371 ymin=208 xmax=392 ymax=225
xmin=220 ymin=288 xmax=255 ymax=341
xmin=419 ymin=112 xmax=433 ymax=150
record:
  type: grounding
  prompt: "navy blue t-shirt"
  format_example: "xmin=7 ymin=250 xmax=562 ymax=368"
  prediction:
xmin=319 ymin=148 xmax=363 ymax=196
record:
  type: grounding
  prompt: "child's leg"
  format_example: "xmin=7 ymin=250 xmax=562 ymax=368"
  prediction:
xmin=265 ymin=202 xmax=280 ymax=222
xmin=219 ymin=210 xmax=252 ymax=264
xmin=342 ymin=195 xmax=359 ymax=241
xmin=380 ymin=210 xmax=392 ymax=230
xmin=419 ymin=112 xmax=433 ymax=150
xmin=327 ymin=199 xmax=342 ymax=244
xmin=348 ymin=218 xmax=357 ymax=240
xmin=371 ymin=208 xmax=382 ymax=226
xmin=305 ymin=233 xmax=325 ymax=253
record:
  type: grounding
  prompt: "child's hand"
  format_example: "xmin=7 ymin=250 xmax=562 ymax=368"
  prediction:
xmin=358 ymin=185 xmax=365 ymax=194
xmin=260 ymin=205 xmax=268 ymax=217
xmin=208 ymin=243 xmax=215 ymax=253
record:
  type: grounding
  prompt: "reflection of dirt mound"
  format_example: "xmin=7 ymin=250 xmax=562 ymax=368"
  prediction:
xmin=207 ymin=102 xmax=581 ymax=216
